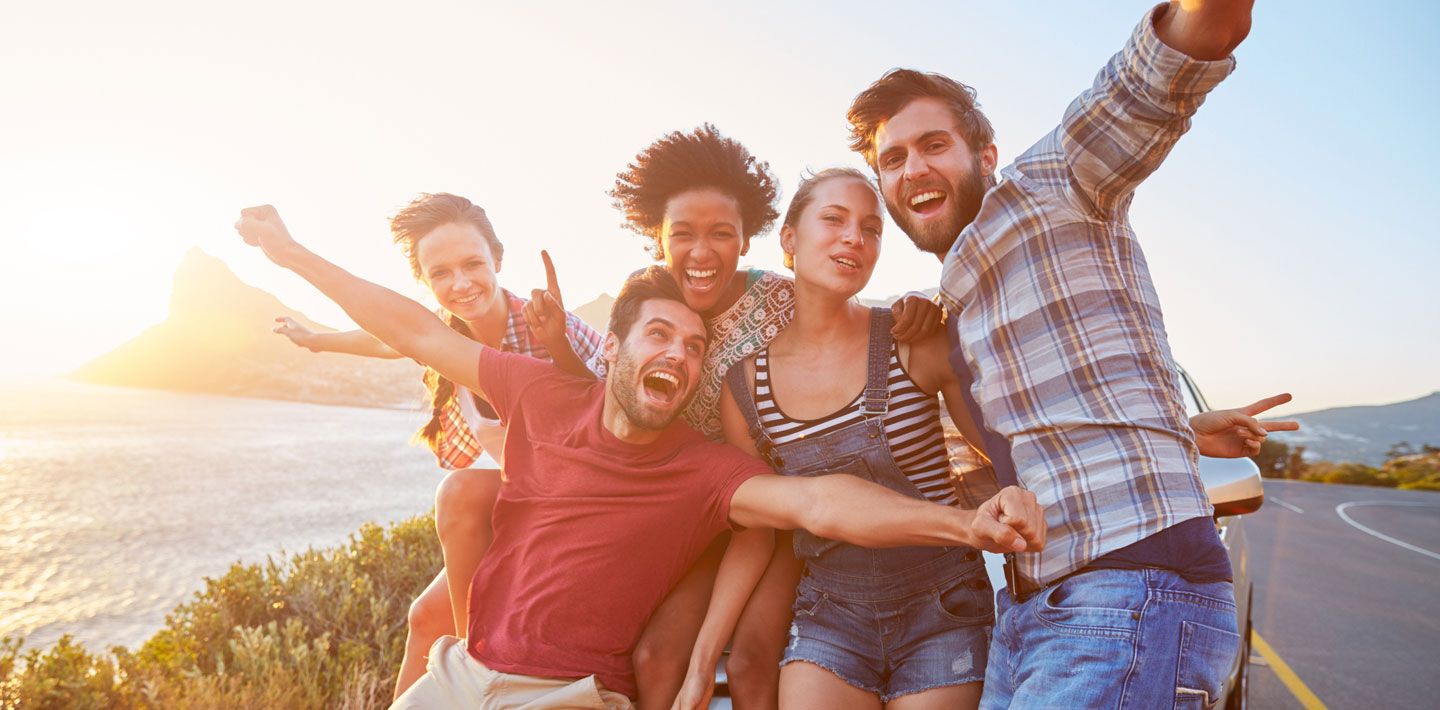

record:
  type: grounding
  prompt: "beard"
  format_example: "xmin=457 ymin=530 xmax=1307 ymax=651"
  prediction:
xmin=609 ymin=346 xmax=689 ymax=432
xmin=887 ymin=156 xmax=991 ymax=256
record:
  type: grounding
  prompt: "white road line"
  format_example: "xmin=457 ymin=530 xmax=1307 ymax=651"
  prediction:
xmin=1270 ymin=497 xmax=1304 ymax=514
xmin=1335 ymin=501 xmax=1440 ymax=562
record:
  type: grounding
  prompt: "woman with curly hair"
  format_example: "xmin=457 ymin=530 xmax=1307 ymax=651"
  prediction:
xmin=594 ymin=125 xmax=945 ymax=710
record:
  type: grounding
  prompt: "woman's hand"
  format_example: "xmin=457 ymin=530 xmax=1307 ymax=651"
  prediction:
xmin=273 ymin=316 xmax=320 ymax=351
xmin=669 ymin=665 xmax=716 ymax=710
xmin=235 ymin=204 xmax=303 ymax=266
xmin=890 ymin=292 xmax=944 ymax=343
xmin=522 ymin=250 xmax=570 ymax=351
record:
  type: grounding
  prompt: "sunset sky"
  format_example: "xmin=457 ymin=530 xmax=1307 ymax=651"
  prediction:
xmin=3 ymin=0 xmax=1436 ymax=415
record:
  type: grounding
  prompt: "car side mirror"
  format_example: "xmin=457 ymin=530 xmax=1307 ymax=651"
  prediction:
xmin=1199 ymin=455 xmax=1265 ymax=517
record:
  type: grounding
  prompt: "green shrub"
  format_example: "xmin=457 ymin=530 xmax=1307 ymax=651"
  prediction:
xmin=1 ymin=513 xmax=440 ymax=710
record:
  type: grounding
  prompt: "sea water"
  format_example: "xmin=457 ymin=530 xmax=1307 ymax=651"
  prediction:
xmin=0 ymin=378 xmax=449 ymax=653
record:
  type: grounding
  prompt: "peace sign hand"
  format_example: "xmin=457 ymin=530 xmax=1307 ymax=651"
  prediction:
xmin=1191 ymin=393 xmax=1301 ymax=459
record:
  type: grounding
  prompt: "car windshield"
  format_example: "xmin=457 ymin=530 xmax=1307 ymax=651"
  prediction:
xmin=1177 ymin=369 xmax=1207 ymax=417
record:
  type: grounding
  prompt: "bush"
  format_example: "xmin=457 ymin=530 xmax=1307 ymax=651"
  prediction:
xmin=1 ymin=513 xmax=440 ymax=710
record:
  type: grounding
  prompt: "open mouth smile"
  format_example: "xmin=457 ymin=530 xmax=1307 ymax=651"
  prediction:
xmin=908 ymin=190 xmax=947 ymax=216
xmin=683 ymin=268 xmax=719 ymax=293
xmin=641 ymin=369 xmax=684 ymax=405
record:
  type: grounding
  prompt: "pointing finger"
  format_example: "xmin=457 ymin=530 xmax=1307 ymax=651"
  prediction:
xmin=542 ymin=250 xmax=563 ymax=307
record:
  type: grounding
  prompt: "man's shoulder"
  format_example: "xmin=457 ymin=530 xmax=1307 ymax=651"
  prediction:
xmin=667 ymin=424 xmax=768 ymax=472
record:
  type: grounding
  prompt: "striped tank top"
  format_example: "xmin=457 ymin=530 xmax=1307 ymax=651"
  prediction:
xmin=753 ymin=345 xmax=959 ymax=506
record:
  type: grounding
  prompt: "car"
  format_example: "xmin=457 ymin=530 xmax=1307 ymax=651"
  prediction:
xmin=1178 ymin=366 xmax=1262 ymax=710
xmin=710 ymin=367 xmax=1264 ymax=709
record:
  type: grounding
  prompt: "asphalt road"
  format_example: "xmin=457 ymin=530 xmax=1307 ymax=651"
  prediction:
xmin=1242 ymin=480 xmax=1440 ymax=709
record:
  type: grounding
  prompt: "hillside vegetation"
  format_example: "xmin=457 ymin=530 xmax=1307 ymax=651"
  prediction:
xmin=1 ymin=515 xmax=440 ymax=710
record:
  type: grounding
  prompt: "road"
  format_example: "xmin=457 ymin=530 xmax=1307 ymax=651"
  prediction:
xmin=1242 ymin=480 xmax=1440 ymax=709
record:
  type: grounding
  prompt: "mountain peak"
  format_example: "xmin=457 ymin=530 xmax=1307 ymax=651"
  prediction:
xmin=72 ymin=248 xmax=424 ymax=409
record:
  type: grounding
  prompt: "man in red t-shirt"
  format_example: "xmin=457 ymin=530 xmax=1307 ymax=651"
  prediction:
xmin=236 ymin=206 xmax=1046 ymax=709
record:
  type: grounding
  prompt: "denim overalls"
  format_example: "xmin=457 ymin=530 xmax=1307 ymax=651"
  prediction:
xmin=725 ymin=308 xmax=993 ymax=700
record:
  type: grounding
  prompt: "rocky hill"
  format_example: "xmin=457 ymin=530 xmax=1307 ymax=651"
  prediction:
xmin=71 ymin=248 xmax=426 ymax=409
xmin=1273 ymin=392 xmax=1440 ymax=466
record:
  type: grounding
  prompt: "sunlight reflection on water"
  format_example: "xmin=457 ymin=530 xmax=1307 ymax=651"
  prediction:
xmin=0 ymin=378 xmax=447 ymax=652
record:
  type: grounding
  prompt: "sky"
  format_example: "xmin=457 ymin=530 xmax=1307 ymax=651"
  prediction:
xmin=2 ymin=0 xmax=1436 ymax=416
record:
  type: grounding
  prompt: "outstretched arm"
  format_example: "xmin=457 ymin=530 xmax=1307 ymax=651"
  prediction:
xmin=235 ymin=205 xmax=485 ymax=393
xmin=720 ymin=364 xmax=1043 ymax=552
xmin=730 ymin=473 xmax=1043 ymax=554
xmin=1192 ymin=392 xmax=1300 ymax=458
xmin=1038 ymin=1 xmax=1244 ymax=217
xmin=670 ymin=527 xmax=774 ymax=710
xmin=273 ymin=317 xmax=402 ymax=358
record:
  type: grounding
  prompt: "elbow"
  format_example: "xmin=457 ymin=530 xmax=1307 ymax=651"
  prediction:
xmin=792 ymin=482 xmax=838 ymax=541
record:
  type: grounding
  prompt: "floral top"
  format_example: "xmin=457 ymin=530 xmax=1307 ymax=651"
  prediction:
xmin=685 ymin=269 xmax=795 ymax=441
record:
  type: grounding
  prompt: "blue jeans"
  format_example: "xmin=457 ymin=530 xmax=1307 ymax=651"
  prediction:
xmin=980 ymin=567 xmax=1239 ymax=710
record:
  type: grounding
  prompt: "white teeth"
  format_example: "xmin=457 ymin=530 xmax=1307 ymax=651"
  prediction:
xmin=685 ymin=269 xmax=717 ymax=279
xmin=835 ymin=258 xmax=858 ymax=269
xmin=650 ymin=372 xmax=679 ymax=385
xmin=910 ymin=191 xmax=943 ymax=207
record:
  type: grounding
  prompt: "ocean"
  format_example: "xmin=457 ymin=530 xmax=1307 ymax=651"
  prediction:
xmin=0 ymin=378 xmax=453 ymax=654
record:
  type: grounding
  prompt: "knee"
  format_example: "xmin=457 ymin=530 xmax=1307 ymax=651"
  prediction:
xmin=407 ymin=588 xmax=452 ymax=640
xmin=632 ymin=632 xmax=690 ymax=683
xmin=435 ymin=468 xmax=501 ymax=538
xmin=725 ymin=642 xmax=781 ymax=689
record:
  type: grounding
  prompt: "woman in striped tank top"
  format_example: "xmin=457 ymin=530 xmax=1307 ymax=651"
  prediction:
xmin=674 ymin=168 xmax=1005 ymax=710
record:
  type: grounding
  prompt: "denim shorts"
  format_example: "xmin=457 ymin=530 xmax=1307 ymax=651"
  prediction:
xmin=781 ymin=559 xmax=993 ymax=702
xmin=980 ymin=567 xmax=1239 ymax=710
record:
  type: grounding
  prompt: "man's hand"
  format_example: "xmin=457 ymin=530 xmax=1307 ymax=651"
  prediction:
xmin=669 ymin=664 xmax=716 ymax=710
xmin=970 ymin=486 xmax=1046 ymax=553
xmin=522 ymin=250 xmax=569 ymax=350
xmin=234 ymin=205 xmax=302 ymax=266
xmin=1192 ymin=393 xmax=1300 ymax=458
xmin=273 ymin=316 xmax=319 ymax=351
xmin=1154 ymin=0 xmax=1254 ymax=61
xmin=890 ymin=292 xmax=944 ymax=343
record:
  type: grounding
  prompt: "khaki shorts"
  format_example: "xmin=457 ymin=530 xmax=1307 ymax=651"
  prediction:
xmin=390 ymin=636 xmax=634 ymax=710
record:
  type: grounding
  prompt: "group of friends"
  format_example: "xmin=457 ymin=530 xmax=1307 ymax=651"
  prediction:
xmin=235 ymin=3 xmax=1297 ymax=708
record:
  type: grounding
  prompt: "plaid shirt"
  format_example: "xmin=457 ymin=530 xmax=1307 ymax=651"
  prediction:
xmin=433 ymin=289 xmax=603 ymax=469
xmin=938 ymin=9 xmax=1235 ymax=585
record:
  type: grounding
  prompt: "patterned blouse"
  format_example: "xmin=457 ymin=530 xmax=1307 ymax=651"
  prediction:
xmin=685 ymin=269 xmax=795 ymax=441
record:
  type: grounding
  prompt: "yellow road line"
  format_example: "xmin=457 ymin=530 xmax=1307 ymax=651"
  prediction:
xmin=1251 ymin=630 xmax=1327 ymax=709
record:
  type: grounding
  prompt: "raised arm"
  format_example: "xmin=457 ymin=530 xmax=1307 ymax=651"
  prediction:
xmin=235 ymin=205 xmax=485 ymax=393
xmin=273 ymin=317 xmax=402 ymax=358
xmin=1036 ymin=1 xmax=1243 ymax=216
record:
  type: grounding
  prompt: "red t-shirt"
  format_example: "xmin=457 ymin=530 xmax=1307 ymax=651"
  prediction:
xmin=466 ymin=347 xmax=768 ymax=698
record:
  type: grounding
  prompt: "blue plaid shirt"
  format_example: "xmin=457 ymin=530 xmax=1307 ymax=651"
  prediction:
xmin=939 ymin=8 xmax=1236 ymax=585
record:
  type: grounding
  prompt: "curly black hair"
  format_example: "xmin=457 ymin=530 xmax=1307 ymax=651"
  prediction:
xmin=609 ymin=124 xmax=780 ymax=260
